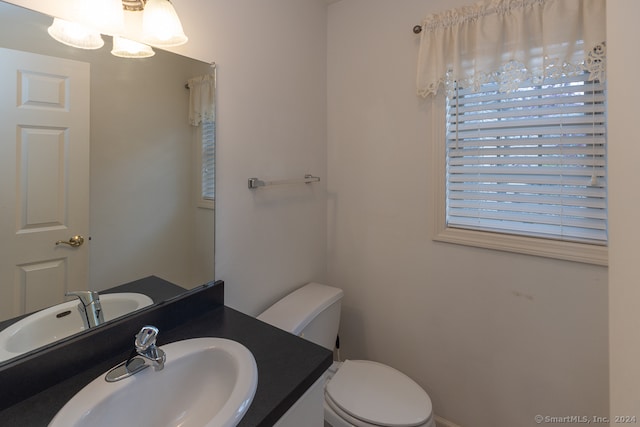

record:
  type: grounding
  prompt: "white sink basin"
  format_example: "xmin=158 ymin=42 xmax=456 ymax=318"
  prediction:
xmin=0 ymin=293 xmax=153 ymax=362
xmin=49 ymin=337 xmax=258 ymax=427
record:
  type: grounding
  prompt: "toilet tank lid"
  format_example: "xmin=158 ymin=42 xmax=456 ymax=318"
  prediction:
xmin=257 ymin=282 xmax=343 ymax=335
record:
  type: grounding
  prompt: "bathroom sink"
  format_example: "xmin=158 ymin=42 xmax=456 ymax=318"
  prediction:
xmin=49 ymin=337 xmax=258 ymax=427
xmin=0 ymin=293 xmax=153 ymax=362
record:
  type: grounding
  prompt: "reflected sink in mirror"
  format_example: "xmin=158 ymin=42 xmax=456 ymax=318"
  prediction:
xmin=49 ymin=338 xmax=258 ymax=427
xmin=0 ymin=293 xmax=152 ymax=362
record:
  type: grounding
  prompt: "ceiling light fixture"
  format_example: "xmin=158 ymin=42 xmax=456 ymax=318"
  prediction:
xmin=121 ymin=0 xmax=146 ymax=11
xmin=47 ymin=0 xmax=187 ymax=58
xmin=141 ymin=0 xmax=188 ymax=47
xmin=82 ymin=0 xmax=125 ymax=35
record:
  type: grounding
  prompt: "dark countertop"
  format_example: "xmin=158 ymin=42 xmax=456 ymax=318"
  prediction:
xmin=102 ymin=275 xmax=186 ymax=302
xmin=0 ymin=280 xmax=333 ymax=426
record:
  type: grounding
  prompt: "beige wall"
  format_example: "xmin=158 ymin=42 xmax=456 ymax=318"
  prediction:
xmin=608 ymin=0 xmax=640 ymax=421
xmin=327 ymin=0 xmax=608 ymax=426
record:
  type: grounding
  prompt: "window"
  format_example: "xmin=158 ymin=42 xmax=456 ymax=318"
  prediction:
xmin=415 ymin=0 xmax=606 ymax=264
xmin=197 ymin=120 xmax=215 ymax=209
xmin=432 ymin=70 xmax=607 ymax=265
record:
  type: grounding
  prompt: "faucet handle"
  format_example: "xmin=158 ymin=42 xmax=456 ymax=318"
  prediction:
xmin=135 ymin=325 xmax=160 ymax=352
xmin=66 ymin=290 xmax=100 ymax=306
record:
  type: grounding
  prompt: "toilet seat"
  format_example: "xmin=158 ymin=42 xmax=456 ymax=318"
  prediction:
xmin=325 ymin=360 xmax=432 ymax=427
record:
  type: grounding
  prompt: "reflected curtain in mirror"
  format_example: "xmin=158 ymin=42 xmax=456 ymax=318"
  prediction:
xmin=188 ymin=69 xmax=216 ymax=206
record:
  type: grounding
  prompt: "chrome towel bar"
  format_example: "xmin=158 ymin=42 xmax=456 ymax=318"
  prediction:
xmin=248 ymin=174 xmax=320 ymax=189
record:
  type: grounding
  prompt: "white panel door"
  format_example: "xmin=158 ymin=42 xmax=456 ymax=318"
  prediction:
xmin=0 ymin=47 xmax=90 ymax=321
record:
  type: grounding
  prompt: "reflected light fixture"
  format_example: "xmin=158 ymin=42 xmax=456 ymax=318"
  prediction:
xmin=111 ymin=36 xmax=155 ymax=58
xmin=47 ymin=18 xmax=104 ymax=50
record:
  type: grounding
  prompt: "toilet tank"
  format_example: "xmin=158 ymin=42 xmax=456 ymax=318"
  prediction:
xmin=257 ymin=282 xmax=343 ymax=351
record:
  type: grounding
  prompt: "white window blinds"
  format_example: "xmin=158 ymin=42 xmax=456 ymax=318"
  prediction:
xmin=446 ymin=72 xmax=607 ymax=244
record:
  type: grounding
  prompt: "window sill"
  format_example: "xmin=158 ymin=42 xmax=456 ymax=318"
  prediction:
xmin=197 ymin=199 xmax=215 ymax=210
xmin=432 ymin=225 xmax=608 ymax=266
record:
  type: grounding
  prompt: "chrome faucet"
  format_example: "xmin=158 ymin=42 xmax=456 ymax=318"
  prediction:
xmin=133 ymin=325 xmax=166 ymax=371
xmin=66 ymin=291 xmax=104 ymax=328
xmin=105 ymin=325 xmax=166 ymax=382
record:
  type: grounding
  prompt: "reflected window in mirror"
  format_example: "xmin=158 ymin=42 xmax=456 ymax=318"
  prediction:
xmin=188 ymin=70 xmax=216 ymax=210
xmin=199 ymin=120 xmax=215 ymax=209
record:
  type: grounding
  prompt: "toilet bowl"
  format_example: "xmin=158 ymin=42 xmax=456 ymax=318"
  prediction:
xmin=257 ymin=282 xmax=435 ymax=427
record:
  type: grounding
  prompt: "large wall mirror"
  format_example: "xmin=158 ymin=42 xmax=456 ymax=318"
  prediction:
xmin=0 ymin=1 xmax=215 ymax=365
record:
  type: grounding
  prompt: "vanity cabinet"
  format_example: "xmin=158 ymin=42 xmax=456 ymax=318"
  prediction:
xmin=0 ymin=280 xmax=333 ymax=426
xmin=273 ymin=376 xmax=325 ymax=427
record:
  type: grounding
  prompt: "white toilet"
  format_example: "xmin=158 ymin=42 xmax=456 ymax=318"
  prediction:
xmin=257 ymin=282 xmax=436 ymax=427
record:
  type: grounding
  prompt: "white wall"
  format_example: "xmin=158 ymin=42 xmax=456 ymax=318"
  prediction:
xmin=172 ymin=0 xmax=329 ymax=314
xmin=327 ymin=1 xmax=608 ymax=426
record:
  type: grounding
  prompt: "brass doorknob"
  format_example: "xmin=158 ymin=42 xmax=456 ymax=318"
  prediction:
xmin=55 ymin=235 xmax=85 ymax=248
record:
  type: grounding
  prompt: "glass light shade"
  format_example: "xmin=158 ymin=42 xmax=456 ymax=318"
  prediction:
xmin=111 ymin=36 xmax=155 ymax=58
xmin=82 ymin=0 xmax=125 ymax=35
xmin=47 ymin=18 xmax=104 ymax=50
xmin=142 ymin=0 xmax=188 ymax=47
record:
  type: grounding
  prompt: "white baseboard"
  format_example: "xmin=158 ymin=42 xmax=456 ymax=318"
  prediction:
xmin=435 ymin=415 xmax=461 ymax=427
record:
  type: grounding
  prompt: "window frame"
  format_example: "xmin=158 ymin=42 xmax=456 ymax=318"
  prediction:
xmin=429 ymin=91 xmax=608 ymax=266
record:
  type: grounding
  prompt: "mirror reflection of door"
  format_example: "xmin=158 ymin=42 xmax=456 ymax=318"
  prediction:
xmin=0 ymin=47 xmax=90 ymax=321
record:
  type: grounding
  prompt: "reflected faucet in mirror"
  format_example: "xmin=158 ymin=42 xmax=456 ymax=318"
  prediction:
xmin=66 ymin=291 xmax=104 ymax=328
xmin=0 ymin=290 xmax=155 ymax=363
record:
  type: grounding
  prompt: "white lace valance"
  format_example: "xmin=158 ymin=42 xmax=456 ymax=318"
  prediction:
xmin=416 ymin=0 xmax=606 ymax=97
xmin=188 ymin=73 xmax=216 ymax=126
